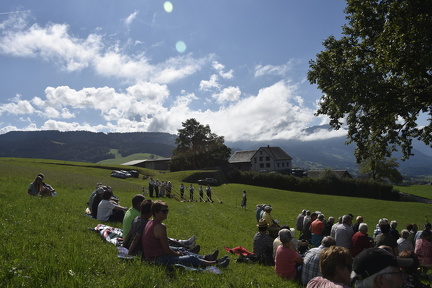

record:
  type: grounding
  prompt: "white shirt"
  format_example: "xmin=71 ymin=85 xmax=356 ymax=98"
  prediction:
xmin=97 ymin=200 xmax=115 ymax=221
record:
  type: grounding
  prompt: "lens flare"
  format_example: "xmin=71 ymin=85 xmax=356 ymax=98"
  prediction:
xmin=176 ymin=41 xmax=187 ymax=53
xmin=164 ymin=1 xmax=173 ymax=13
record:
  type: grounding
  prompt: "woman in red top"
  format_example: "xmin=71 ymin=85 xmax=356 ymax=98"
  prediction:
xmin=142 ymin=200 xmax=229 ymax=268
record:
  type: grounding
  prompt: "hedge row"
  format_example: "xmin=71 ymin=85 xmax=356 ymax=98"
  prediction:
xmin=227 ymin=170 xmax=400 ymax=201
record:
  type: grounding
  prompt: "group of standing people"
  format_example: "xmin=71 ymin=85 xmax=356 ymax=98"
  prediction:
xmin=148 ymin=178 xmax=172 ymax=198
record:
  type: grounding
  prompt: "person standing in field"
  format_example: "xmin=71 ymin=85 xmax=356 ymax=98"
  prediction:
xmin=241 ymin=190 xmax=247 ymax=208
xmin=179 ymin=183 xmax=185 ymax=199
xmin=148 ymin=177 xmax=154 ymax=197
xmin=206 ymin=184 xmax=213 ymax=202
xmin=199 ymin=186 xmax=204 ymax=202
xmin=154 ymin=179 xmax=160 ymax=197
xmin=189 ymin=184 xmax=194 ymax=201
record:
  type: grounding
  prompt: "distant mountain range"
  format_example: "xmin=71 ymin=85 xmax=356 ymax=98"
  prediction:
xmin=0 ymin=130 xmax=431 ymax=178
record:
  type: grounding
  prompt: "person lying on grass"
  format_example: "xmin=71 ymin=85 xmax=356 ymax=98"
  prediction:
xmin=142 ymin=200 xmax=229 ymax=268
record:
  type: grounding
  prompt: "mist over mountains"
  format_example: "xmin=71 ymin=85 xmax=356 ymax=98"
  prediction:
xmin=0 ymin=130 xmax=431 ymax=177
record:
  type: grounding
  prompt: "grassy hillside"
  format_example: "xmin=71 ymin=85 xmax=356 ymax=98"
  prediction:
xmin=97 ymin=149 xmax=163 ymax=165
xmin=1 ymin=157 xmax=431 ymax=287
xmin=396 ymin=185 xmax=432 ymax=200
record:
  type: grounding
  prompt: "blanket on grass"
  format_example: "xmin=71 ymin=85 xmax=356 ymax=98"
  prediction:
xmin=93 ymin=224 xmax=124 ymax=246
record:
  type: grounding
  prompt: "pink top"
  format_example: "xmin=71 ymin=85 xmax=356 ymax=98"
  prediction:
xmin=274 ymin=245 xmax=301 ymax=279
xmin=306 ymin=277 xmax=351 ymax=288
xmin=415 ymin=238 xmax=432 ymax=266
xmin=142 ymin=219 xmax=165 ymax=260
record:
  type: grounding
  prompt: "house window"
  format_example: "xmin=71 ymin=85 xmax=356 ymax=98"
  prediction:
xmin=260 ymin=163 xmax=264 ymax=168
xmin=277 ymin=163 xmax=280 ymax=168
xmin=266 ymin=163 xmax=270 ymax=168
xmin=266 ymin=156 xmax=270 ymax=161
xmin=254 ymin=158 xmax=257 ymax=163
xmin=259 ymin=157 xmax=263 ymax=161
xmin=282 ymin=163 xmax=285 ymax=167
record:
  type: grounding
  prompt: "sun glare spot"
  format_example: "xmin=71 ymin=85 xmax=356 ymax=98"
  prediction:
xmin=164 ymin=1 xmax=173 ymax=13
xmin=176 ymin=41 xmax=187 ymax=53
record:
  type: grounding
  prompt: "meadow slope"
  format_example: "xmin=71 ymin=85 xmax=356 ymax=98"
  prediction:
xmin=0 ymin=158 xmax=431 ymax=287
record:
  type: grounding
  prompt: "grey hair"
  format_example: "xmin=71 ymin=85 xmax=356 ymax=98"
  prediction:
xmin=378 ymin=218 xmax=388 ymax=225
xmin=359 ymin=223 xmax=368 ymax=233
xmin=342 ymin=214 xmax=352 ymax=224
xmin=390 ymin=220 xmax=397 ymax=228
xmin=353 ymin=266 xmax=395 ymax=288
xmin=401 ymin=229 xmax=409 ymax=238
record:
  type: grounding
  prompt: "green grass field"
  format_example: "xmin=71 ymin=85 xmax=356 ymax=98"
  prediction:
xmin=396 ymin=185 xmax=432 ymax=200
xmin=97 ymin=150 xmax=161 ymax=165
xmin=1 ymin=157 xmax=431 ymax=287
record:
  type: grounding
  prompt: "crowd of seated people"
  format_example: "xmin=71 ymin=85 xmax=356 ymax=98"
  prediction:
xmin=81 ymin=182 xmax=432 ymax=285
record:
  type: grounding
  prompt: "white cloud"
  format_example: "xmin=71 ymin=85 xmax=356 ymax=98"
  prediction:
xmin=0 ymin=95 xmax=35 ymax=116
xmin=212 ymin=60 xmax=233 ymax=79
xmin=123 ymin=10 xmax=139 ymax=28
xmin=199 ymin=74 xmax=220 ymax=91
xmin=212 ymin=86 xmax=241 ymax=104
xmin=0 ymin=15 xmax=207 ymax=83
xmin=0 ymin=20 xmax=102 ymax=71
xmin=254 ymin=61 xmax=294 ymax=77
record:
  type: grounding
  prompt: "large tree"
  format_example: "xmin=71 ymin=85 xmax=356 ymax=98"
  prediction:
xmin=308 ymin=0 xmax=432 ymax=163
xmin=358 ymin=156 xmax=403 ymax=184
xmin=171 ymin=118 xmax=231 ymax=171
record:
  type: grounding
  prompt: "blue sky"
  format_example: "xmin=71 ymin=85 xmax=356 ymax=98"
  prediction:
xmin=0 ymin=0 xmax=349 ymax=141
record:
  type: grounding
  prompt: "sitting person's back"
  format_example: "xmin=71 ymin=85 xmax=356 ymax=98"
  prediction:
xmin=253 ymin=219 xmax=274 ymax=265
xmin=97 ymin=189 xmax=128 ymax=222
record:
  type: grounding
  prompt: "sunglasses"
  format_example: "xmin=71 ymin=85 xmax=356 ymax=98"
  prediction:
xmin=160 ymin=209 xmax=169 ymax=214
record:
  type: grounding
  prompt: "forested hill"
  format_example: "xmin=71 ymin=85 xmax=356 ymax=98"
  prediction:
xmin=0 ymin=131 xmax=177 ymax=163
xmin=1 ymin=130 xmax=431 ymax=178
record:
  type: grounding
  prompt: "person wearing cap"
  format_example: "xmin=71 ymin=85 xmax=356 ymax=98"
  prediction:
xmin=262 ymin=205 xmax=280 ymax=238
xmin=296 ymin=209 xmax=307 ymax=232
xmin=311 ymin=214 xmax=325 ymax=247
xmin=274 ymin=228 xmax=303 ymax=280
xmin=351 ymin=247 xmax=412 ymax=288
xmin=374 ymin=223 xmax=398 ymax=256
xmin=301 ymin=236 xmax=336 ymax=285
xmin=351 ymin=223 xmax=372 ymax=257
xmin=306 ymin=246 xmax=352 ymax=288
xmin=253 ymin=219 xmax=274 ymax=265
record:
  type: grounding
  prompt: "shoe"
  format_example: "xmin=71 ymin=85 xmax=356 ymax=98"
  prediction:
xmin=217 ymin=258 xmax=230 ymax=268
xmin=184 ymin=235 xmax=196 ymax=248
xmin=216 ymin=255 xmax=229 ymax=263
xmin=189 ymin=245 xmax=200 ymax=254
xmin=204 ymin=249 xmax=219 ymax=261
